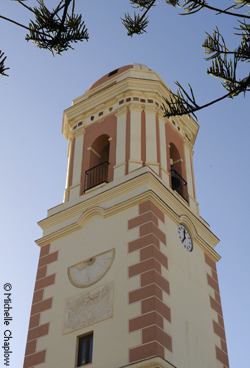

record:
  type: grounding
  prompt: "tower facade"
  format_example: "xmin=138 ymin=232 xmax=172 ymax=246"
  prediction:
xmin=23 ymin=64 xmax=229 ymax=368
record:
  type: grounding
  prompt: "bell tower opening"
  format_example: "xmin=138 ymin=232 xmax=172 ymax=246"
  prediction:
xmin=85 ymin=134 xmax=110 ymax=192
xmin=169 ymin=143 xmax=188 ymax=202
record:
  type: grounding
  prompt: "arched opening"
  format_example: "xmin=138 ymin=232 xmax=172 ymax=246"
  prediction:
xmin=169 ymin=143 xmax=188 ymax=202
xmin=85 ymin=135 xmax=110 ymax=192
xmin=170 ymin=144 xmax=182 ymax=177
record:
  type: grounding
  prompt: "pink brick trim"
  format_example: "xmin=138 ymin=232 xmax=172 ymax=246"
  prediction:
xmin=27 ymin=323 xmax=49 ymax=341
xmin=128 ymin=211 xmax=158 ymax=229
xmin=204 ymin=252 xmax=216 ymax=271
xmin=140 ymin=222 xmax=166 ymax=245
xmin=34 ymin=274 xmax=56 ymax=291
xmin=141 ymin=270 xmax=170 ymax=294
xmin=38 ymin=251 xmax=58 ymax=268
xmin=216 ymin=346 xmax=229 ymax=367
xmin=128 ymin=234 xmax=160 ymax=253
xmin=205 ymin=252 xmax=229 ymax=368
xmin=214 ymin=291 xmax=221 ymax=304
xmin=129 ymin=258 xmax=161 ymax=278
xmin=213 ymin=320 xmax=226 ymax=341
xmin=40 ymin=244 xmax=50 ymax=257
xmin=129 ymin=284 xmax=163 ymax=304
xmin=28 ymin=314 xmax=40 ymax=329
xmin=129 ymin=341 xmax=164 ymax=362
xmin=142 ymin=325 xmax=172 ymax=351
xmin=31 ymin=298 xmax=53 ymax=316
xmin=23 ymin=350 xmax=46 ymax=368
xmin=36 ymin=265 xmax=47 ymax=280
xmin=218 ymin=314 xmax=225 ymax=328
xmin=128 ymin=201 xmax=171 ymax=364
xmin=210 ymin=295 xmax=223 ymax=317
xmin=23 ymin=244 xmax=58 ymax=368
xmin=141 ymin=297 xmax=171 ymax=322
xmin=139 ymin=200 xmax=165 ymax=223
xmin=207 ymin=273 xmax=220 ymax=293
xmin=140 ymin=245 xmax=168 ymax=269
xmin=25 ymin=340 xmax=37 ymax=356
xmin=129 ymin=311 xmax=164 ymax=332
xmin=32 ymin=290 xmax=44 ymax=304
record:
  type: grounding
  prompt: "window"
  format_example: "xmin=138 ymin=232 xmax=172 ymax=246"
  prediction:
xmin=108 ymin=68 xmax=118 ymax=77
xmin=77 ymin=333 xmax=93 ymax=366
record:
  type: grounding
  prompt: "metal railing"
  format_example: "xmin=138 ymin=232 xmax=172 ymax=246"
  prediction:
xmin=84 ymin=161 xmax=110 ymax=192
xmin=170 ymin=168 xmax=188 ymax=203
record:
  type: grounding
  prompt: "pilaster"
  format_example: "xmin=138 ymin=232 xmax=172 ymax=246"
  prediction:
xmin=69 ymin=128 xmax=85 ymax=200
xmin=114 ymin=108 xmax=127 ymax=180
xmin=129 ymin=106 xmax=143 ymax=173
xmin=158 ymin=114 xmax=169 ymax=187
xmin=144 ymin=107 xmax=159 ymax=175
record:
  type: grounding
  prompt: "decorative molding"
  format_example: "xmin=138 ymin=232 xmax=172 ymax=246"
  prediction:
xmin=145 ymin=162 xmax=160 ymax=167
xmin=36 ymin=170 xmax=220 ymax=261
xmin=113 ymin=162 xmax=127 ymax=169
xmin=128 ymin=159 xmax=143 ymax=165
xmin=115 ymin=107 xmax=128 ymax=117
xmin=68 ymin=182 xmax=82 ymax=190
xmin=160 ymin=166 xmax=170 ymax=176
xmin=178 ymin=214 xmax=197 ymax=241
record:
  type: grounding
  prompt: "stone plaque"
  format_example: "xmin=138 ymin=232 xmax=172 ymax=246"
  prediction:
xmin=63 ymin=282 xmax=113 ymax=334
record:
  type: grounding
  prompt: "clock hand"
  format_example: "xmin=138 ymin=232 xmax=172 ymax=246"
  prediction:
xmin=182 ymin=229 xmax=186 ymax=243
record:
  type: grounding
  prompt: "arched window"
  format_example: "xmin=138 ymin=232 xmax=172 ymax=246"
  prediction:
xmin=169 ymin=143 xmax=188 ymax=202
xmin=170 ymin=144 xmax=182 ymax=178
xmin=85 ymin=135 xmax=110 ymax=192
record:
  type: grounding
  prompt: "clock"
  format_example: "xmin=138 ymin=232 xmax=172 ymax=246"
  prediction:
xmin=177 ymin=224 xmax=193 ymax=252
xmin=68 ymin=249 xmax=115 ymax=288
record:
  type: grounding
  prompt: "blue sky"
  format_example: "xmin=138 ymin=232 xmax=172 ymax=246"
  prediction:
xmin=1 ymin=1 xmax=249 ymax=367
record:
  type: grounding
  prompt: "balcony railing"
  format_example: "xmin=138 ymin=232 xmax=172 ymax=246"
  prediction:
xmin=84 ymin=161 xmax=110 ymax=192
xmin=170 ymin=168 xmax=188 ymax=203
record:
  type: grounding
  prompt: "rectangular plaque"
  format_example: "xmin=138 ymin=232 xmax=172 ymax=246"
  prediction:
xmin=63 ymin=282 xmax=113 ymax=334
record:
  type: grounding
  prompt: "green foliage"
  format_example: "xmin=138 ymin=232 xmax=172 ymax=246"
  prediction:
xmin=121 ymin=12 xmax=149 ymax=36
xmin=1 ymin=0 xmax=250 ymax=119
xmin=25 ymin=0 xmax=88 ymax=54
xmin=163 ymin=82 xmax=200 ymax=121
xmin=121 ymin=1 xmax=155 ymax=36
xmin=0 ymin=50 xmax=9 ymax=76
xmin=0 ymin=0 xmax=89 ymax=75
xmin=123 ymin=0 xmax=250 ymax=119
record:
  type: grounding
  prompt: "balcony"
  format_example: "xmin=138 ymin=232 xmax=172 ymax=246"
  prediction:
xmin=170 ymin=168 xmax=188 ymax=203
xmin=84 ymin=161 xmax=110 ymax=192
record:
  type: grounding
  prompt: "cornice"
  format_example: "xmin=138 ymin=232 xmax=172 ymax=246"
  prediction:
xmin=62 ymin=71 xmax=199 ymax=143
xmin=36 ymin=169 xmax=220 ymax=261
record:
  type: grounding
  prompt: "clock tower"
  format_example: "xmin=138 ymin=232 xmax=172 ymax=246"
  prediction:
xmin=23 ymin=64 xmax=229 ymax=368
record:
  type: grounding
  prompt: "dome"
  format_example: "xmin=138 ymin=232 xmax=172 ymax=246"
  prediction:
xmin=88 ymin=64 xmax=150 ymax=91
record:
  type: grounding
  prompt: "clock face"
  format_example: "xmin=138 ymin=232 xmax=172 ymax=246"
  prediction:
xmin=177 ymin=225 xmax=193 ymax=252
xmin=68 ymin=249 xmax=115 ymax=288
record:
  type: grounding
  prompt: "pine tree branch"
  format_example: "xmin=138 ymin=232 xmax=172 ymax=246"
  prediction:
xmin=12 ymin=0 xmax=36 ymax=14
xmin=0 ymin=14 xmax=53 ymax=39
xmin=163 ymin=76 xmax=250 ymax=120
xmin=133 ymin=0 xmax=157 ymax=23
xmin=0 ymin=50 xmax=9 ymax=76
xmin=122 ymin=0 xmax=156 ymax=36
xmin=174 ymin=0 xmax=250 ymax=19
xmin=55 ymin=0 xmax=72 ymax=42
